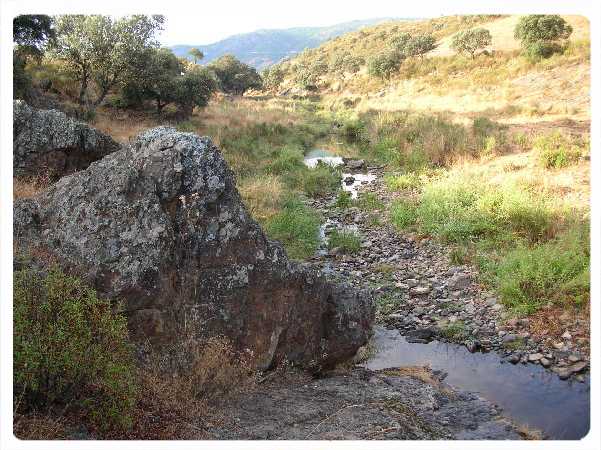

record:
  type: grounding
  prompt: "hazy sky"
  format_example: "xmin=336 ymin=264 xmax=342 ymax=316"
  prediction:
xmin=158 ymin=6 xmax=427 ymax=46
xmin=8 ymin=0 xmax=590 ymax=46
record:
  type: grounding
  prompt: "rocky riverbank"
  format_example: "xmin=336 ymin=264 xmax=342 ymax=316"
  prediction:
xmin=305 ymin=160 xmax=590 ymax=382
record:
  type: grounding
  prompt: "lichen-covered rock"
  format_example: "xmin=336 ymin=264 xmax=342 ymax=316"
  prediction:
xmin=13 ymin=100 xmax=120 ymax=177
xmin=14 ymin=126 xmax=374 ymax=370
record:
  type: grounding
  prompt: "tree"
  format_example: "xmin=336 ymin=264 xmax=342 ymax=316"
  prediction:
xmin=13 ymin=14 xmax=55 ymax=59
xmin=207 ymin=54 xmax=262 ymax=95
xmin=451 ymin=28 xmax=492 ymax=58
xmin=51 ymin=15 xmax=164 ymax=106
xmin=122 ymin=47 xmax=182 ymax=112
xmin=188 ymin=47 xmax=204 ymax=64
xmin=173 ymin=66 xmax=217 ymax=117
xmin=367 ymin=50 xmax=404 ymax=80
xmin=13 ymin=15 xmax=55 ymax=100
xmin=261 ymin=65 xmax=285 ymax=90
xmin=121 ymin=48 xmax=216 ymax=117
xmin=514 ymin=15 xmax=572 ymax=60
xmin=514 ymin=15 xmax=572 ymax=46
xmin=404 ymin=34 xmax=437 ymax=59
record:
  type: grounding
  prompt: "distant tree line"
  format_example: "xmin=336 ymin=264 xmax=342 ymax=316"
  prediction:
xmin=13 ymin=15 xmax=264 ymax=119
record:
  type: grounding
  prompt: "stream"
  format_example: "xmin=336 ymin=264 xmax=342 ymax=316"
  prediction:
xmin=364 ymin=327 xmax=590 ymax=440
xmin=303 ymin=149 xmax=591 ymax=440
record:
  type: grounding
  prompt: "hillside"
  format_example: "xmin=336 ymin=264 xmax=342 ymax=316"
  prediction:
xmin=170 ymin=18 xmax=405 ymax=69
xmin=269 ymin=14 xmax=590 ymax=123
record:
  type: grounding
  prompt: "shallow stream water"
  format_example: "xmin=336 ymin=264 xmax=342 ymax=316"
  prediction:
xmin=304 ymin=149 xmax=590 ymax=440
xmin=364 ymin=327 xmax=590 ymax=440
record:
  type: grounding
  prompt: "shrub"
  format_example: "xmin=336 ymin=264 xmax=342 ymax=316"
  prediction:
xmin=492 ymin=227 xmax=589 ymax=314
xmin=534 ymin=131 xmax=584 ymax=169
xmin=451 ymin=28 xmax=492 ymax=58
xmin=404 ymin=34 xmax=437 ymax=59
xmin=523 ymin=42 xmax=564 ymax=62
xmin=328 ymin=229 xmax=361 ymax=254
xmin=265 ymin=195 xmax=321 ymax=259
xmin=14 ymin=267 xmax=137 ymax=431
xmin=367 ymin=50 xmax=404 ymax=79
xmin=338 ymin=118 xmax=368 ymax=144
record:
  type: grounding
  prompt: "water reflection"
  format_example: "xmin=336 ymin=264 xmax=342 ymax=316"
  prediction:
xmin=363 ymin=327 xmax=590 ymax=440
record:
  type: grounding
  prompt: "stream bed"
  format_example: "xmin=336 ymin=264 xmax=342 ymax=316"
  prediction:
xmin=363 ymin=327 xmax=590 ymax=440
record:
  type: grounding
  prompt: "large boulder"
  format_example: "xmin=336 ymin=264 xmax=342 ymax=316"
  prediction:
xmin=14 ymin=127 xmax=374 ymax=370
xmin=13 ymin=100 xmax=120 ymax=177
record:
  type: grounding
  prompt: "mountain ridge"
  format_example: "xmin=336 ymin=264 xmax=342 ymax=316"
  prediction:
xmin=170 ymin=17 xmax=419 ymax=69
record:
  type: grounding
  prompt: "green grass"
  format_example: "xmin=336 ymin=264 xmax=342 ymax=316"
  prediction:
xmin=355 ymin=192 xmax=384 ymax=211
xmin=411 ymin=175 xmax=554 ymax=243
xmin=488 ymin=227 xmax=590 ymax=315
xmin=265 ymin=195 xmax=321 ymax=259
xmin=299 ymin=162 xmax=341 ymax=198
xmin=439 ymin=321 xmax=466 ymax=340
xmin=335 ymin=190 xmax=353 ymax=208
xmin=390 ymin=199 xmax=418 ymax=229
xmin=388 ymin=163 xmax=589 ymax=315
xmin=384 ymin=172 xmax=422 ymax=190
xmin=327 ymin=229 xmax=361 ymax=254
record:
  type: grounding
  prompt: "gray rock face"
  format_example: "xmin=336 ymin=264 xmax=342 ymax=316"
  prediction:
xmin=13 ymin=126 xmax=374 ymax=370
xmin=13 ymin=100 xmax=120 ymax=177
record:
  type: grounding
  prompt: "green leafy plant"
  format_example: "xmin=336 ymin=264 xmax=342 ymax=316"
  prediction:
xmin=14 ymin=267 xmax=137 ymax=431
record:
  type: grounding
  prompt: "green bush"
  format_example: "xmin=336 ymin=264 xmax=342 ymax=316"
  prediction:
xmin=523 ymin=42 xmax=564 ymax=62
xmin=491 ymin=227 xmax=589 ymax=314
xmin=328 ymin=229 xmax=361 ymax=254
xmin=385 ymin=172 xmax=422 ymax=191
xmin=338 ymin=118 xmax=368 ymax=144
xmin=14 ymin=267 xmax=137 ymax=431
xmin=265 ymin=195 xmax=321 ymax=259
xmin=534 ymin=131 xmax=584 ymax=168
xmin=367 ymin=50 xmax=404 ymax=79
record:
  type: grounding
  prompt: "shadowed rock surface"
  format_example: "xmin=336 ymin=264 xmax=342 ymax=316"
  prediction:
xmin=13 ymin=126 xmax=374 ymax=370
xmin=13 ymin=100 xmax=120 ymax=177
xmin=207 ymin=367 xmax=522 ymax=440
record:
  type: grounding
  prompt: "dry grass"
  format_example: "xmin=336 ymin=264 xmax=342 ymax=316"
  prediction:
xmin=516 ymin=423 xmax=545 ymax=440
xmin=379 ymin=366 xmax=455 ymax=396
xmin=13 ymin=413 xmax=68 ymax=440
xmin=13 ymin=175 xmax=50 ymax=200
xmin=238 ymin=175 xmax=284 ymax=222
xmin=92 ymin=109 xmax=159 ymax=143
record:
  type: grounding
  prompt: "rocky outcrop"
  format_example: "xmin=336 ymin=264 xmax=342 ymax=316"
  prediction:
xmin=14 ymin=127 xmax=374 ymax=370
xmin=13 ymin=100 xmax=120 ymax=177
